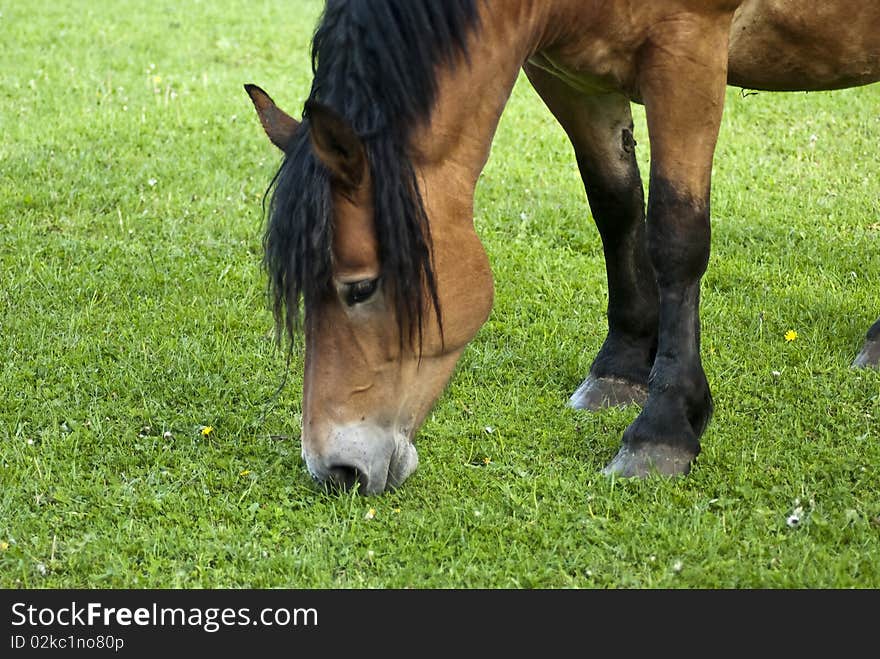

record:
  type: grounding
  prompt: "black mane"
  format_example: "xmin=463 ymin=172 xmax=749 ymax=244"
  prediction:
xmin=265 ymin=0 xmax=480 ymax=347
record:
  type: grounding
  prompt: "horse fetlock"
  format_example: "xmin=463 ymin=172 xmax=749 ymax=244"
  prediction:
xmin=649 ymin=360 xmax=714 ymax=435
xmin=589 ymin=333 xmax=656 ymax=384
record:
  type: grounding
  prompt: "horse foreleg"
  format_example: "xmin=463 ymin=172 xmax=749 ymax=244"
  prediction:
xmin=853 ymin=318 xmax=880 ymax=368
xmin=523 ymin=63 xmax=657 ymax=410
xmin=603 ymin=13 xmax=733 ymax=477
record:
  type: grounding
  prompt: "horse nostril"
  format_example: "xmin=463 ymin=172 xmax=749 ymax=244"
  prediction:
xmin=326 ymin=464 xmax=366 ymax=491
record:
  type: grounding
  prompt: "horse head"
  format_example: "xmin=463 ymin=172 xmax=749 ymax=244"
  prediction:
xmin=245 ymin=84 xmax=493 ymax=494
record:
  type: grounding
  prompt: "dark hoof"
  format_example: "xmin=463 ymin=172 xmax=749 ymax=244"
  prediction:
xmin=568 ymin=375 xmax=648 ymax=411
xmin=852 ymin=339 xmax=880 ymax=369
xmin=602 ymin=443 xmax=696 ymax=478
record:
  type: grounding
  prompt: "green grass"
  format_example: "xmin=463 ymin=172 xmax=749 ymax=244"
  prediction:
xmin=1 ymin=0 xmax=878 ymax=589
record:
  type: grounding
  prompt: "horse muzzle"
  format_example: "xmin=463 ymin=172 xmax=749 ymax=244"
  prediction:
xmin=302 ymin=423 xmax=419 ymax=495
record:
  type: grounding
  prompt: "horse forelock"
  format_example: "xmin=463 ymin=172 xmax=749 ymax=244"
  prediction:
xmin=264 ymin=129 xmax=333 ymax=343
xmin=265 ymin=0 xmax=479 ymax=348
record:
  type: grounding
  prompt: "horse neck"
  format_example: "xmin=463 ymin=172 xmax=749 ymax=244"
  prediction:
xmin=409 ymin=1 xmax=554 ymax=216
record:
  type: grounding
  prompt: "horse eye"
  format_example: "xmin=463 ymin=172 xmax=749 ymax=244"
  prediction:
xmin=344 ymin=278 xmax=379 ymax=306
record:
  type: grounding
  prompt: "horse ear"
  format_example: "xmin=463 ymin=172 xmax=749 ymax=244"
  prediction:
xmin=304 ymin=99 xmax=367 ymax=190
xmin=244 ymin=83 xmax=300 ymax=151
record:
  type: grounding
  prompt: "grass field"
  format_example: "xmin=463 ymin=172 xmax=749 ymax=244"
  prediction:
xmin=1 ymin=1 xmax=878 ymax=588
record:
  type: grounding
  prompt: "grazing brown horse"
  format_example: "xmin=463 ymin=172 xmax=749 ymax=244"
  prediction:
xmin=246 ymin=0 xmax=880 ymax=494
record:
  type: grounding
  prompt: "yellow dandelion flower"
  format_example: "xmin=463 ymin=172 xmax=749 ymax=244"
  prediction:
xmin=239 ymin=469 xmax=251 ymax=477
xmin=152 ymin=75 xmax=162 ymax=84
xmin=482 ymin=456 xmax=491 ymax=465
xmin=784 ymin=330 xmax=798 ymax=342
xmin=393 ymin=507 xmax=401 ymax=514
xmin=0 ymin=541 xmax=9 ymax=551
xmin=201 ymin=425 xmax=214 ymax=436
xmin=364 ymin=508 xmax=376 ymax=520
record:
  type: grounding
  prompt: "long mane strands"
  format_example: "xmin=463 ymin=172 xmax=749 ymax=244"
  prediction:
xmin=265 ymin=0 xmax=480 ymax=347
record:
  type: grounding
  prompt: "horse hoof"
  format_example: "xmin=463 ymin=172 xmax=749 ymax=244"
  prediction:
xmin=568 ymin=375 xmax=648 ymax=411
xmin=601 ymin=443 xmax=696 ymax=478
xmin=852 ymin=339 xmax=880 ymax=369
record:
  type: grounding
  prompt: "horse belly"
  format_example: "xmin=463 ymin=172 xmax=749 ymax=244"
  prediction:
xmin=728 ymin=0 xmax=880 ymax=91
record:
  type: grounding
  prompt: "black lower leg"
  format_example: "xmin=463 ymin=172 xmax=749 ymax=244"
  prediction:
xmin=569 ymin=141 xmax=659 ymax=409
xmin=582 ymin=149 xmax=659 ymax=378
xmin=604 ymin=177 xmax=713 ymax=477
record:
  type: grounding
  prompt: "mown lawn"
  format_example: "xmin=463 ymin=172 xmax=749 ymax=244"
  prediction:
xmin=1 ymin=1 xmax=878 ymax=588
